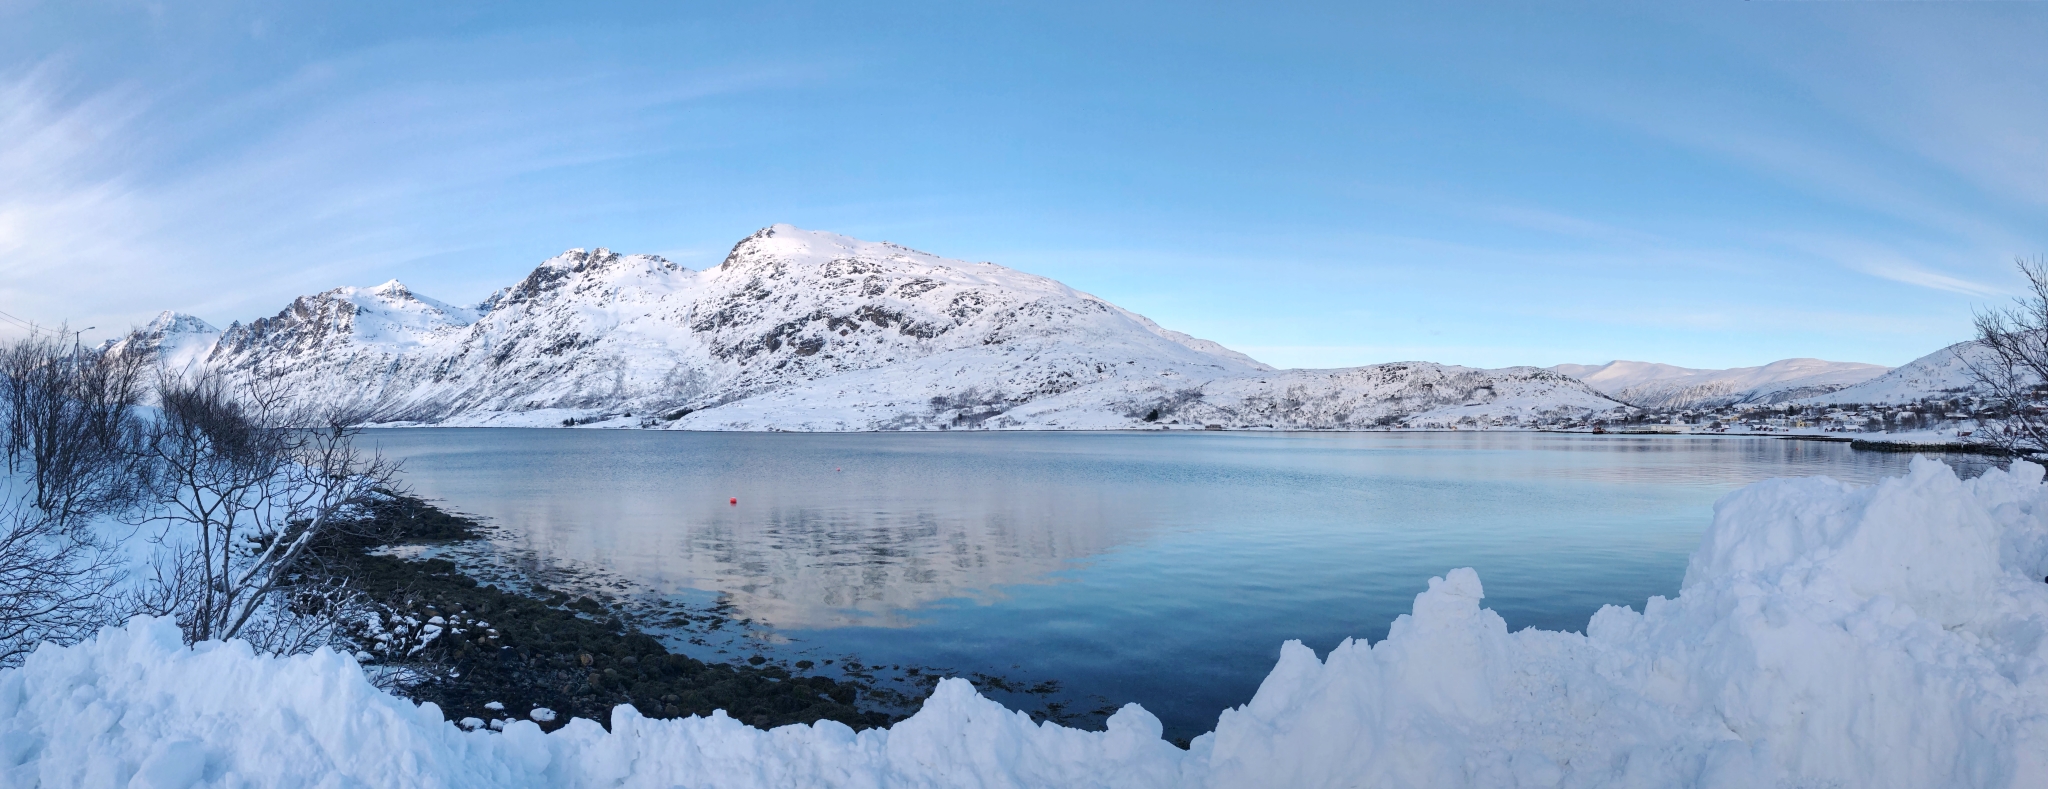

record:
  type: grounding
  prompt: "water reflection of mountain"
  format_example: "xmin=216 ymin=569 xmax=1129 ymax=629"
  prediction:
xmin=377 ymin=429 xmax=1965 ymax=635
xmin=456 ymin=471 xmax=1155 ymax=631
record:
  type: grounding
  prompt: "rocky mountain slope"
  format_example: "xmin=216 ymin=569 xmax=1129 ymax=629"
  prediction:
xmin=112 ymin=225 xmax=1627 ymax=431
xmin=1553 ymin=358 xmax=1891 ymax=410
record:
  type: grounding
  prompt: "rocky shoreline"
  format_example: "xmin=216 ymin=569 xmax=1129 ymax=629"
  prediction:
xmin=327 ymin=495 xmax=916 ymax=733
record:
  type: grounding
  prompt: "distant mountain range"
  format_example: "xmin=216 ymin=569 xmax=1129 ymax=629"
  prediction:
xmin=108 ymin=225 xmax=1624 ymax=431
xmin=108 ymin=225 xmax=1994 ymax=430
xmin=1549 ymin=358 xmax=1894 ymax=410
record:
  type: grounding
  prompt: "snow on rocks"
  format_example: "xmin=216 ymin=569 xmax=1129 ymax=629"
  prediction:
xmin=3 ymin=458 xmax=2046 ymax=787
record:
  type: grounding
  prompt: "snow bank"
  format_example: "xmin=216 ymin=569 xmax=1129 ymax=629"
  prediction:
xmin=0 ymin=625 xmax=1190 ymax=788
xmin=5 ymin=458 xmax=2048 ymax=787
xmin=1198 ymin=457 xmax=2048 ymax=788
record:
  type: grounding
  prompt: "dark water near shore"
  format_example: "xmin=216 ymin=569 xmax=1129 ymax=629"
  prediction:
xmin=366 ymin=429 xmax=1993 ymax=740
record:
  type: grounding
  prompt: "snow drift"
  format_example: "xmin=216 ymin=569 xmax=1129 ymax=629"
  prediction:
xmin=5 ymin=457 xmax=2047 ymax=787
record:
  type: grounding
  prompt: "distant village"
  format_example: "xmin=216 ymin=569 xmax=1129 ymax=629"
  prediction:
xmin=1524 ymin=392 xmax=2009 ymax=449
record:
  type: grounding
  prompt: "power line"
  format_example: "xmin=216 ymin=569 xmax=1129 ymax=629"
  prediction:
xmin=0 ymin=308 xmax=38 ymax=332
xmin=0 ymin=309 xmax=94 ymax=337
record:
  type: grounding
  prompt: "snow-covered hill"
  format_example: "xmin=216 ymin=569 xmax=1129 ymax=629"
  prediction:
xmin=1801 ymin=341 xmax=1998 ymax=405
xmin=1553 ymin=358 xmax=1890 ymax=409
xmin=112 ymin=225 xmax=1626 ymax=431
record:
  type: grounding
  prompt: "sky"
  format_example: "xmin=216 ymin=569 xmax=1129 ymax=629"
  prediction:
xmin=1 ymin=1 xmax=2044 ymax=370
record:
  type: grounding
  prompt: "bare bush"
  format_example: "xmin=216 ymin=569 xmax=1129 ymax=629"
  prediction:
xmin=0 ymin=499 xmax=125 ymax=664
xmin=0 ymin=329 xmax=147 ymax=664
xmin=1968 ymin=256 xmax=2048 ymax=455
xmin=0 ymin=328 xmax=148 ymax=526
xmin=140 ymin=369 xmax=400 ymax=652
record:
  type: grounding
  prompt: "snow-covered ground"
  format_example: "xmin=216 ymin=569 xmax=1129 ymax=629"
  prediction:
xmin=5 ymin=457 xmax=2046 ymax=787
xmin=107 ymin=225 xmax=1625 ymax=432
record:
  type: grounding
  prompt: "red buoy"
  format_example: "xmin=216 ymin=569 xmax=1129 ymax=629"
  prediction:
xmin=729 ymin=497 xmax=737 ymax=505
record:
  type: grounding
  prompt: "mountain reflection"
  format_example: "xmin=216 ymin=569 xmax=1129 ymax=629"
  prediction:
xmin=369 ymin=428 xmax=1987 ymax=742
xmin=370 ymin=429 xmax=1987 ymax=633
xmin=371 ymin=429 xmax=1156 ymax=629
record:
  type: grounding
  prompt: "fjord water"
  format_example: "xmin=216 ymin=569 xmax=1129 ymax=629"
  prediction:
xmin=367 ymin=429 xmax=1977 ymax=740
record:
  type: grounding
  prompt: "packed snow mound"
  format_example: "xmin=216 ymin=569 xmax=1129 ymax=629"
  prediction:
xmin=7 ymin=462 xmax=2046 ymax=788
xmin=1555 ymin=358 xmax=1891 ymax=409
xmin=1200 ymin=456 xmax=2048 ymax=787
xmin=0 ymin=619 xmax=1192 ymax=788
xmin=112 ymin=225 xmax=1622 ymax=431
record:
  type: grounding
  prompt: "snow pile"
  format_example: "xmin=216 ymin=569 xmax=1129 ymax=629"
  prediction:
xmin=5 ymin=458 xmax=2048 ymax=787
xmin=0 ymin=623 xmax=1189 ymax=788
xmin=1200 ymin=456 xmax=2048 ymax=787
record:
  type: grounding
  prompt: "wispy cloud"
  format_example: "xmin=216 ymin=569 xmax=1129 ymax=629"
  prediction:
xmin=0 ymin=48 xmax=816 ymax=342
xmin=1773 ymin=232 xmax=2010 ymax=298
xmin=1499 ymin=10 xmax=2046 ymax=282
xmin=1854 ymin=262 xmax=2004 ymax=299
xmin=1757 ymin=12 xmax=2048 ymax=211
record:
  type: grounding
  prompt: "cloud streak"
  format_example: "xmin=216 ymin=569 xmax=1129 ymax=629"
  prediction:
xmin=0 ymin=45 xmax=815 ymax=342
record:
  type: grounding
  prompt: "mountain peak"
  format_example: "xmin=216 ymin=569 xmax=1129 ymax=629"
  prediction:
xmin=144 ymin=310 xmax=219 ymax=335
xmin=719 ymin=225 xmax=946 ymax=271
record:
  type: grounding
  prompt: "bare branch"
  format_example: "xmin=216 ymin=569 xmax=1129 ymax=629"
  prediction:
xmin=1965 ymin=256 xmax=2048 ymax=455
xmin=137 ymin=369 xmax=401 ymax=650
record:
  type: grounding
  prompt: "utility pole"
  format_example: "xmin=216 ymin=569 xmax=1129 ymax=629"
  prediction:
xmin=71 ymin=327 xmax=95 ymax=363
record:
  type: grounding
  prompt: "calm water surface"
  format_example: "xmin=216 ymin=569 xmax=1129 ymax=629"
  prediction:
xmin=366 ymin=429 xmax=1989 ymax=739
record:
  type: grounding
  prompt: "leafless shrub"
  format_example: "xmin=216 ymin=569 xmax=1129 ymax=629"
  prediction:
xmin=1967 ymin=256 xmax=2048 ymax=455
xmin=138 ymin=368 xmax=400 ymax=651
xmin=0 ymin=327 xmax=148 ymax=527
xmin=0 ymin=328 xmax=142 ymax=664
xmin=0 ymin=498 xmax=125 ymax=664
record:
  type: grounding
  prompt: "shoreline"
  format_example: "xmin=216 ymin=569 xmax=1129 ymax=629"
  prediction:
xmin=331 ymin=495 xmax=909 ymax=733
xmin=330 ymin=494 xmax=1115 ymax=738
xmin=365 ymin=421 xmax=2017 ymax=452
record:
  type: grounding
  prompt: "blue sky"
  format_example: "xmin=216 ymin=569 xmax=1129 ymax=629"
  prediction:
xmin=2 ymin=1 xmax=2043 ymax=369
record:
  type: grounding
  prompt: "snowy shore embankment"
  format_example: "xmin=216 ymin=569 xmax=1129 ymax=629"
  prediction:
xmin=4 ymin=457 xmax=2047 ymax=788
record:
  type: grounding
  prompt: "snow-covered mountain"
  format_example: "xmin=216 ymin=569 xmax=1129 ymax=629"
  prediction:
xmin=1800 ymin=341 xmax=1999 ymax=405
xmin=113 ymin=225 xmax=1626 ymax=431
xmin=1552 ymin=358 xmax=1891 ymax=409
xmin=105 ymin=311 xmax=222 ymax=372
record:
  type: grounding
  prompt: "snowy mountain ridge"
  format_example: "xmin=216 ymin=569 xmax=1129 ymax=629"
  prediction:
xmin=1799 ymin=341 xmax=2001 ymax=406
xmin=1552 ymin=358 xmax=1892 ymax=410
xmin=111 ymin=225 xmax=1624 ymax=431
